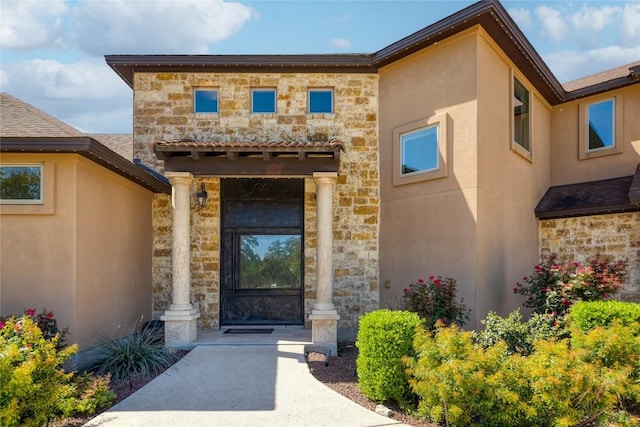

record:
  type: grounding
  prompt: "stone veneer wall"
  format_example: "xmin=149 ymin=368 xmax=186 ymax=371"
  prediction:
xmin=539 ymin=212 xmax=640 ymax=302
xmin=135 ymin=72 xmax=380 ymax=332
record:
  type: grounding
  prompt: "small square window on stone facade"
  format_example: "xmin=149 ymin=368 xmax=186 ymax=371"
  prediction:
xmin=251 ymin=88 xmax=276 ymax=113
xmin=308 ymin=88 xmax=333 ymax=113
xmin=579 ymin=96 xmax=623 ymax=160
xmin=0 ymin=164 xmax=43 ymax=204
xmin=194 ymin=88 xmax=219 ymax=113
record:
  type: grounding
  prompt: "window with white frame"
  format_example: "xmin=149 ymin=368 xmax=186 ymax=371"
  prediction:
xmin=578 ymin=95 xmax=623 ymax=160
xmin=308 ymin=88 xmax=333 ymax=113
xmin=194 ymin=88 xmax=219 ymax=113
xmin=586 ymin=98 xmax=615 ymax=151
xmin=251 ymin=88 xmax=276 ymax=113
xmin=393 ymin=113 xmax=448 ymax=186
xmin=512 ymin=76 xmax=531 ymax=154
xmin=0 ymin=164 xmax=43 ymax=204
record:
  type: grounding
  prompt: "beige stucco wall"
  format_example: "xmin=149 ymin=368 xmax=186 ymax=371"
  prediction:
xmin=378 ymin=29 xmax=481 ymax=325
xmin=1 ymin=154 xmax=77 ymax=335
xmin=379 ymin=28 xmax=552 ymax=328
xmin=475 ymin=32 xmax=552 ymax=322
xmin=133 ymin=72 xmax=380 ymax=335
xmin=0 ymin=153 xmax=155 ymax=350
xmin=74 ymin=157 xmax=154 ymax=347
xmin=550 ymin=84 xmax=640 ymax=185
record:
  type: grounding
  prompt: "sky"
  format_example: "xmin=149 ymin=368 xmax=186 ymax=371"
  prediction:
xmin=1 ymin=0 xmax=639 ymax=134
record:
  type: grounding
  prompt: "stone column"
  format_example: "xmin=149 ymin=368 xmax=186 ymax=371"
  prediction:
xmin=309 ymin=172 xmax=340 ymax=355
xmin=161 ymin=172 xmax=200 ymax=345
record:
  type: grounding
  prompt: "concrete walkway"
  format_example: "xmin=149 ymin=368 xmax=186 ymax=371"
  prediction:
xmin=84 ymin=327 xmax=411 ymax=427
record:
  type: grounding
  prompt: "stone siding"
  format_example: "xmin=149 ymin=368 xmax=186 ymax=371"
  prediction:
xmin=135 ymin=72 xmax=380 ymax=330
xmin=539 ymin=212 xmax=640 ymax=302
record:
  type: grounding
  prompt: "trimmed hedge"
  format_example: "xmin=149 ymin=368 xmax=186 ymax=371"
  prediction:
xmin=355 ymin=310 xmax=421 ymax=404
xmin=570 ymin=300 xmax=640 ymax=332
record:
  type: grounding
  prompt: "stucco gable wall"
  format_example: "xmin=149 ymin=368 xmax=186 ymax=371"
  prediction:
xmin=0 ymin=153 xmax=78 ymax=341
xmin=475 ymin=32 xmax=552 ymax=321
xmin=550 ymin=84 xmax=640 ymax=186
xmin=378 ymin=29 xmax=481 ymax=326
xmin=75 ymin=157 xmax=154 ymax=349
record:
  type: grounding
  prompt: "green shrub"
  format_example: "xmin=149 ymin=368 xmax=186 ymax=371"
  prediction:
xmin=406 ymin=323 xmax=636 ymax=427
xmin=475 ymin=309 xmax=563 ymax=355
xmin=514 ymin=254 xmax=627 ymax=326
xmin=570 ymin=300 xmax=640 ymax=332
xmin=84 ymin=318 xmax=177 ymax=383
xmin=0 ymin=316 xmax=77 ymax=426
xmin=355 ymin=310 xmax=421 ymax=405
xmin=402 ymin=276 xmax=470 ymax=330
xmin=571 ymin=320 xmax=640 ymax=405
xmin=0 ymin=314 xmax=115 ymax=427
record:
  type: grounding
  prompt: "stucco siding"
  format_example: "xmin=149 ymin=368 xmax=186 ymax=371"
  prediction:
xmin=75 ymin=157 xmax=154 ymax=348
xmin=378 ymin=29 xmax=481 ymax=325
xmin=0 ymin=153 xmax=77 ymax=337
xmin=550 ymin=85 xmax=640 ymax=186
xmin=475 ymin=33 xmax=552 ymax=322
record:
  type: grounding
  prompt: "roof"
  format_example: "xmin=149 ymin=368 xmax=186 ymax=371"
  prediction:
xmin=562 ymin=61 xmax=640 ymax=99
xmin=535 ymin=168 xmax=640 ymax=220
xmin=1 ymin=93 xmax=83 ymax=138
xmin=154 ymin=138 xmax=343 ymax=176
xmin=105 ymin=0 xmax=639 ymax=106
xmin=0 ymin=93 xmax=170 ymax=194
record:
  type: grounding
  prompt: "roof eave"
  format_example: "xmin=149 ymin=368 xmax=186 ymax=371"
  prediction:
xmin=0 ymin=136 xmax=171 ymax=194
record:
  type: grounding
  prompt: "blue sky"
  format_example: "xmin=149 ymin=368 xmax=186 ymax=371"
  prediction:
xmin=1 ymin=0 xmax=639 ymax=133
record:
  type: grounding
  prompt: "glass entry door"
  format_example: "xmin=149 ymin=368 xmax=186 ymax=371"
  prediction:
xmin=221 ymin=179 xmax=304 ymax=325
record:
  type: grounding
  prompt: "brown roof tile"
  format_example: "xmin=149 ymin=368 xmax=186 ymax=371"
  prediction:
xmin=629 ymin=164 xmax=640 ymax=206
xmin=87 ymin=133 xmax=133 ymax=160
xmin=535 ymin=174 xmax=639 ymax=219
xmin=1 ymin=93 xmax=83 ymax=137
xmin=562 ymin=61 xmax=640 ymax=92
xmin=154 ymin=138 xmax=345 ymax=152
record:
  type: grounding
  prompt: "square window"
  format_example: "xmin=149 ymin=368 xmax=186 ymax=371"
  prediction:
xmin=401 ymin=126 xmax=439 ymax=175
xmin=393 ymin=113 xmax=449 ymax=186
xmin=308 ymin=89 xmax=333 ymax=113
xmin=194 ymin=88 xmax=218 ymax=113
xmin=252 ymin=88 xmax=276 ymax=113
xmin=0 ymin=164 xmax=43 ymax=204
xmin=587 ymin=99 xmax=614 ymax=151
xmin=512 ymin=76 xmax=530 ymax=153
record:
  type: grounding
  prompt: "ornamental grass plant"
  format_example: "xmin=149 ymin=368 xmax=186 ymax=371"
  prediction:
xmin=83 ymin=317 xmax=177 ymax=384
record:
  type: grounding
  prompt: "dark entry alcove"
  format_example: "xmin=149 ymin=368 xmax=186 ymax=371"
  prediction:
xmin=220 ymin=178 xmax=305 ymax=325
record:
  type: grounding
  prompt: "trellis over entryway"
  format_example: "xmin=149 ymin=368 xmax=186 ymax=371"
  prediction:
xmin=156 ymin=138 xmax=344 ymax=354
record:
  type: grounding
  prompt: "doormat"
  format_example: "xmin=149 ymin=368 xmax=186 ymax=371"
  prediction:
xmin=223 ymin=328 xmax=274 ymax=334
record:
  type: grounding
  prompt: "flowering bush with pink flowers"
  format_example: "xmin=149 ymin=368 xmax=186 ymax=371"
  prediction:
xmin=0 ymin=308 xmax=68 ymax=350
xmin=514 ymin=254 xmax=628 ymax=323
xmin=402 ymin=276 xmax=470 ymax=329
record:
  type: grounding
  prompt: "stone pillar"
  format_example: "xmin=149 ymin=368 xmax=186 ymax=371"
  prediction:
xmin=161 ymin=172 xmax=200 ymax=345
xmin=309 ymin=172 xmax=340 ymax=355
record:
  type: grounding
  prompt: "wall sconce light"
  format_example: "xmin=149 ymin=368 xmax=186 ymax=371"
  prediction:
xmin=196 ymin=183 xmax=208 ymax=207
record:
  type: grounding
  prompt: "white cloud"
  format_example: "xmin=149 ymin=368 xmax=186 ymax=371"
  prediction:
xmin=2 ymin=58 xmax=133 ymax=132
xmin=0 ymin=0 xmax=68 ymax=50
xmin=544 ymin=45 xmax=640 ymax=83
xmin=331 ymin=38 xmax=351 ymax=49
xmin=622 ymin=2 xmax=640 ymax=47
xmin=571 ymin=5 xmax=619 ymax=31
xmin=535 ymin=5 xmax=568 ymax=41
xmin=70 ymin=0 xmax=256 ymax=55
xmin=508 ymin=7 xmax=533 ymax=30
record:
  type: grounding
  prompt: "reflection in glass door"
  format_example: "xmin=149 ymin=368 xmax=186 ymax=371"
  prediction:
xmin=240 ymin=235 xmax=301 ymax=289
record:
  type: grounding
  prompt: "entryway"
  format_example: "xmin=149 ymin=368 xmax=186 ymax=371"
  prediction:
xmin=220 ymin=178 xmax=304 ymax=325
